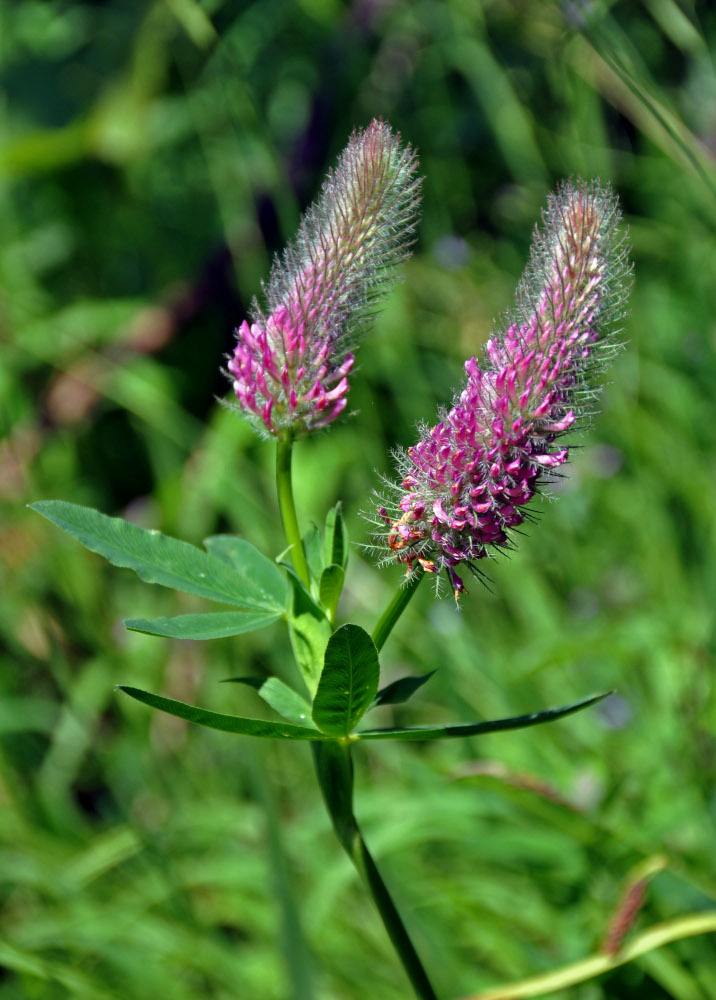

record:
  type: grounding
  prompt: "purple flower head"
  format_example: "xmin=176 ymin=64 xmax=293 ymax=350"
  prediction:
xmin=372 ymin=180 xmax=631 ymax=597
xmin=227 ymin=120 xmax=421 ymax=437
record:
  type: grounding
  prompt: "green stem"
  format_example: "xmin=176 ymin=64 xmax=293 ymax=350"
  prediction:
xmin=313 ymin=742 xmax=438 ymax=1000
xmin=372 ymin=568 xmax=425 ymax=652
xmin=276 ymin=433 xmax=311 ymax=589
xmin=355 ymin=838 xmax=438 ymax=1000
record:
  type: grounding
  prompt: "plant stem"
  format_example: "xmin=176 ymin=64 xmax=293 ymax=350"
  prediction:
xmin=372 ymin=567 xmax=425 ymax=652
xmin=313 ymin=742 xmax=438 ymax=1000
xmin=276 ymin=433 xmax=311 ymax=589
xmin=354 ymin=836 xmax=438 ymax=1000
xmin=277 ymin=433 xmax=433 ymax=993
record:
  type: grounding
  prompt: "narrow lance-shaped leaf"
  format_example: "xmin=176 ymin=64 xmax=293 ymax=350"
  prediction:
xmin=324 ymin=502 xmax=349 ymax=570
xmin=291 ymin=615 xmax=332 ymax=697
xmin=373 ymin=670 xmax=436 ymax=707
xmin=302 ymin=524 xmax=323 ymax=582
xmin=319 ymin=564 xmax=344 ymax=620
xmin=124 ymin=611 xmax=282 ymax=640
xmin=355 ymin=692 xmax=612 ymax=741
xmin=119 ymin=687 xmax=332 ymax=740
xmin=31 ymin=502 xmax=288 ymax=612
xmin=312 ymin=624 xmax=380 ymax=737
xmin=284 ymin=568 xmax=332 ymax=695
xmin=223 ymin=676 xmax=315 ymax=728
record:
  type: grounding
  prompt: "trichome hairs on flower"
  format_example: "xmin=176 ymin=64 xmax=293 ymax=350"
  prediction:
xmin=226 ymin=119 xmax=422 ymax=437
xmin=369 ymin=179 xmax=632 ymax=598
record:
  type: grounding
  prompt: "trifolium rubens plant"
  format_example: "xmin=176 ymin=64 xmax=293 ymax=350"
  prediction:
xmin=30 ymin=121 xmax=646 ymax=1000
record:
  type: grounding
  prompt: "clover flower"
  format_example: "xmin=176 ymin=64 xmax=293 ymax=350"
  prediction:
xmin=227 ymin=119 xmax=421 ymax=437
xmin=373 ymin=180 xmax=631 ymax=597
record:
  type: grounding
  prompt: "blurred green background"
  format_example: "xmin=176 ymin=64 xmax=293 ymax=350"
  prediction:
xmin=2 ymin=1 xmax=716 ymax=998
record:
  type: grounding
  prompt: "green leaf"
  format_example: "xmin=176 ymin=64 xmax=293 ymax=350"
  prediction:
xmin=31 ymin=502 xmax=287 ymax=612
xmin=324 ymin=502 xmax=349 ymax=570
xmin=312 ymin=625 xmax=380 ymax=737
xmin=319 ymin=564 xmax=344 ymax=619
xmin=373 ymin=670 xmax=436 ymax=706
xmin=224 ymin=676 xmax=315 ymax=727
xmin=302 ymin=523 xmax=323 ymax=582
xmin=355 ymin=692 xmax=611 ymax=740
xmin=202 ymin=534 xmax=289 ymax=610
xmin=283 ymin=563 xmax=321 ymax=616
xmin=290 ymin=613 xmax=332 ymax=697
xmin=118 ymin=686 xmax=332 ymax=740
xmin=285 ymin=569 xmax=332 ymax=695
xmin=222 ymin=676 xmax=264 ymax=689
xmin=123 ymin=610 xmax=282 ymax=640
xmin=258 ymin=678 xmax=314 ymax=727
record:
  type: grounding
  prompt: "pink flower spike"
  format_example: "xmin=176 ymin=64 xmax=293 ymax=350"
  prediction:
xmin=225 ymin=119 xmax=421 ymax=438
xmin=372 ymin=179 xmax=631 ymax=595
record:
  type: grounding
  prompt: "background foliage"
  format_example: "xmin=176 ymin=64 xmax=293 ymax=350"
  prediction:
xmin=2 ymin=1 xmax=716 ymax=997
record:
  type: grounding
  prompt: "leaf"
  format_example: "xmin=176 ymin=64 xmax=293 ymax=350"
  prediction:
xmin=284 ymin=569 xmax=332 ymax=695
xmin=118 ymin=686 xmax=332 ymax=740
xmin=222 ymin=676 xmax=264 ymax=689
xmin=224 ymin=676 xmax=315 ymax=727
xmin=373 ymin=670 xmax=436 ymax=706
xmin=312 ymin=625 xmax=380 ymax=737
xmin=123 ymin=610 xmax=282 ymax=640
xmin=31 ymin=502 xmax=287 ymax=612
xmin=202 ymin=534 xmax=289 ymax=610
xmin=290 ymin=613 xmax=332 ymax=697
xmin=355 ymin=693 xmax=612 ymax=741
xmin=283 ymin=563 xmax=323 ymax=617
xmin=319 ymin=564 xmax=344 ymax=619
xmin=302 ymin=523 xmax=323 ymax=582
xmin=324 ymin=502 xmax=349 ymax=570
xmin=258 ymin=677 xmax=315 ymax=726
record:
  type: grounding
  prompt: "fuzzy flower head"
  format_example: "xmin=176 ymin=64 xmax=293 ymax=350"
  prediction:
xmin=227 ymin=120 xmax=421 ymax=437
xmin=373 ymin=179 xmax=631 ymax=597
